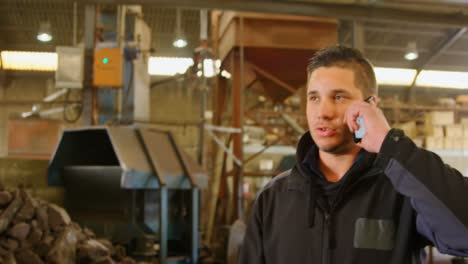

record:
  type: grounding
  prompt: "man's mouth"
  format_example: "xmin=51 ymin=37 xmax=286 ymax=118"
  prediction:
xmin=316 ymin=127 xmax=336 ymax=136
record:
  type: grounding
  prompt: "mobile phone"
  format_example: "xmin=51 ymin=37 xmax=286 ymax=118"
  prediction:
xmin=353 ymin=96 xmax=373 ymax=143
xmin=353 ymin=117 xmax=366 ymax=143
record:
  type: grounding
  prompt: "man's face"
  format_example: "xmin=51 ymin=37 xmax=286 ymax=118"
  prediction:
xmin=306 ymin=66 xmax=365 ymax=154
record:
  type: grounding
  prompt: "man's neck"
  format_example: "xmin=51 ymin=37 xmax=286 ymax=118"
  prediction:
xmin=318 ymin=147 xmax=361 ymax=182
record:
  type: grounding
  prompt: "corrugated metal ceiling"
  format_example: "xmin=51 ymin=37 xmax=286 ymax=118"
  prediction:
xmin=1 ymin=0 xmax=468 ymax=70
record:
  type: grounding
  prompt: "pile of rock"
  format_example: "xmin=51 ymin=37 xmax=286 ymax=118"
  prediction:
xmin=0 ymin=187 xmax=136 ymax=264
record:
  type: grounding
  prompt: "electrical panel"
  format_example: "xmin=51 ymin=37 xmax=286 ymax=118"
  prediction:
xmin=93 ymin=47 xmax=123 ymax=87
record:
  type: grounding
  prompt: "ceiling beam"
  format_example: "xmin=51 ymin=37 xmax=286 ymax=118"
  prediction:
xmin=365 ymin=26 xmax=447 ymax=36
xmin=0 ymin=26 xmax=73 ymax=34
xmin=414 ymin=27 xmax=467 ymax=70
xmin=366 ymin=45 xmax=430 ymax=53
xmin=407 ymin=27 xmax=467 ymax=102
xmin=0 ymin=6 xmax=75 ymax=15
xmin=82 ymin=0 xmax=468 ymax=27
xmin=247 ymin=62 xmax=296 ymax=94
xmin=367 ymin=44 xmax=468 ymax=56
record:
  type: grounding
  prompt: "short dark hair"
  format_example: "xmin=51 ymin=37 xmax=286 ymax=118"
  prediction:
xmin=307 ymin=45 xmax=377 ymax=97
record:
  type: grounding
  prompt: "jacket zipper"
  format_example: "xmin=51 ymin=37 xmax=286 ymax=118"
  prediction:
xmin=322 ymin=211 xmax=330 ymax=264
xmin=320 ymin=171 xmax=380 ymax=264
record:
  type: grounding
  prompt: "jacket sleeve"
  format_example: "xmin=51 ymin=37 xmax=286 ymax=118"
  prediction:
xmin=239 ymin=197 xmax=265 ymax=264
xmin=375 ymin=128 xmax=468 ymax=256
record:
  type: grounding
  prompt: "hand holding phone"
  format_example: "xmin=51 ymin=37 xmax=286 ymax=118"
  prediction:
xmin=353 ymin=96 xmax=373 ymax=143
xmin=345 ymin=95 xmax=391 ymax=153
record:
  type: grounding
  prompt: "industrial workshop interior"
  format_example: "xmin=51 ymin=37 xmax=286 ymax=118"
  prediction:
xmin=2 ymin=0 xmax=468 ymax=263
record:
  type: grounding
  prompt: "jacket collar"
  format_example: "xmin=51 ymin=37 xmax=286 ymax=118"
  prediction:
xmin=289 ymin=132 xmax=379 ymax=191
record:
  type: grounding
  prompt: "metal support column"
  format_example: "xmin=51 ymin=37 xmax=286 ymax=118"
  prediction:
xmin=352 ymin=20 xmax=365 ymax=53
xmin=192 ymin=187 xmax=199 ymax=264
xmin=199 ymin=86 xmax=207 ymax=167
xmin=115 ymin=5 xmax=126 ymax=122
xmin=82 ymin=5 xmax=96 ymax=126
xmin=206 ymin=74 xmax=227 ymax=244
xmin=337 ymin=20 xmax=349 ymax=45
xmin=198 ymin=9 xmax=209 ymax=168
xmin=160 ymin=186 xmax=168 ymax=264
xmin=231 ymin=18 xmax=245 ymax=221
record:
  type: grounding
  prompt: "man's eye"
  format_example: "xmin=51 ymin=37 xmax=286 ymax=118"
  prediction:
xmin=309 ymin=96 xmax=318 ymax=101
xmin=335 ymin=95 xmax=345 ymax=101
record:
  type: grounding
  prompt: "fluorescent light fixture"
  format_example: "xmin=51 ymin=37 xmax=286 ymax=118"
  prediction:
xmin=173 ymin=38 xmax=187 ymax=48
xmin=404 ymin=41 xmax=418 ymax=61
xmin=416 ymin=70 xmax=468 ymax=89
xmin=173 ymin=9 xmax=187 ymax=48
xmin=37 ymin=33 xmax=52 ymax=42
xmin=148 ymin=56 xmax=193 ymax=76
xmin=374 ymin=67 xmax=417 ymax=86
xmin=37 ymin=22 xmax=53 ymax=42
xmin=0 ymin=51 xmax=57 ymax=71
xmin=405 ymin=52 xmax=418 ymax=61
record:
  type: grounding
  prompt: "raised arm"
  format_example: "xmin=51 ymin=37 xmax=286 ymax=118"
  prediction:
xmin=375 ymin=129 xmax=468 ymax=256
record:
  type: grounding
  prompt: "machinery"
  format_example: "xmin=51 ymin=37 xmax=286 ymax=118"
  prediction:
xmin=48 ymin=126 xmax=206 ymax=264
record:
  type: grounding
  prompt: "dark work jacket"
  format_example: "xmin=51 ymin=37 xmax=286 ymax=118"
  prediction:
xmin=239 ymin=129 xmax=468 ymax=264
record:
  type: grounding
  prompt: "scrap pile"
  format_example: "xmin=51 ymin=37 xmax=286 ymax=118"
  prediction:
xmin=0 ymin=186 xmax=136 ymax=264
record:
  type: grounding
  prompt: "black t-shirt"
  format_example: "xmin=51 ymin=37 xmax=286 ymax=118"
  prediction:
xmin=302 ymin=147 xmax=363 ymax=207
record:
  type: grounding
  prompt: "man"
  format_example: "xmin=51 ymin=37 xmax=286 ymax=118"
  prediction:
xmin=239 ymin=45 xmax=468 ymax=264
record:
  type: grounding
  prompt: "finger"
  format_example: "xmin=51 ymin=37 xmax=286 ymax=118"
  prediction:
xmin=349 ymin=109 xmax=360 ymax=131
xmin=345 ymin=110 xmax=356 ymax=132
xmin=346 ymin=101 xmax=367 ymax=131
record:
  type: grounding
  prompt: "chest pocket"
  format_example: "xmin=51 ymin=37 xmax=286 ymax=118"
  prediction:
xmin=353 ymin=218 xmax=395 ymax=250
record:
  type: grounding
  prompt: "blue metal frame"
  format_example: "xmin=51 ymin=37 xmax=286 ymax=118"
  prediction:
xmin=192 ymin=187 xmax=199 ymax=264
xmin=160 ymin=186 xmax=168 ymax=264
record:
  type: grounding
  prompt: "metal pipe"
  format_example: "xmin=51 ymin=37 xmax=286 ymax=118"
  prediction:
xmin=39 ymin=106 xmax=65 ymax=117
xmin=73 ymin=1 xmax=78 ymax=46
xmin=43 ymin=88 xmax=69 ymax=103
xmin=200 ymin=9 xmax=208 ymax=41
xmin=205 ymin=127 xmax=243 ymax=166
xmin=243 ymin=137 xmax=282 ymax=165
xmin=280 ymin=113 xmax=305 ymax=135
xmin=135 ymin=119 xmax=201 ymax=127
xmin=176 ymin=8 xmax=182 ymax=37
xmin=205 ymin=124 xmax=242 ymax=134
xmin=236 ymin=16 xmax=245 ymax=221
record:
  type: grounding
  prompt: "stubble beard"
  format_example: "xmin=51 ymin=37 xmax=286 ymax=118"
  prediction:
xmin=314 ymin=130 xmax=356 ymax=155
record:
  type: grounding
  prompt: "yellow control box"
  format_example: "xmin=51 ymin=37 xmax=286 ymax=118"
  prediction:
xmin=93 ymin=48 xmax=123 ymax=87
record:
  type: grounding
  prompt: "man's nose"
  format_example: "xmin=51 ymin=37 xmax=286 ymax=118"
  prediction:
xmin=317 ymin=99 xmax=335 ymax=120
